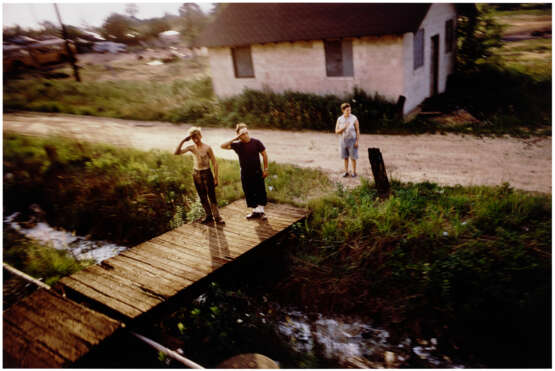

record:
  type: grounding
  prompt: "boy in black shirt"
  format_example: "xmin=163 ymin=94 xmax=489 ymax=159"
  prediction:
xmin=221 ymin=123 xmax=269 ymax=219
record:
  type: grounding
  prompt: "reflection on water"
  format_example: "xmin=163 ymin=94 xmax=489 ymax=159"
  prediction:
xmin=277 ymin=309 xmax=466 ymax=368
xmin=5 ymin=212 xmax=127 ymax=264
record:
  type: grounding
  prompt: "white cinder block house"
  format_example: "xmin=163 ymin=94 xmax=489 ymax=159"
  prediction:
xmin=196 ymin=3 xmax=457 ymax=116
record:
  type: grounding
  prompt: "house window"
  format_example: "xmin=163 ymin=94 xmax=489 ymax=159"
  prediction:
xmin=413 ymin=28 xmax=424 ymax=70
xmin=445 ymin=19 xmax=454 ymax=53
xmin=324 ymin=39 xmax=353 ymax=77
xmin=231 ymin=46 xmax=254 ymax=78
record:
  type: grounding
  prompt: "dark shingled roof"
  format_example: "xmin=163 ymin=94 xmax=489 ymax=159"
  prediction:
xmin=196 ymin=3 xmax=432 ymax=47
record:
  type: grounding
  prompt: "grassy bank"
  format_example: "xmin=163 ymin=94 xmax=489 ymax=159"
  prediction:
xmin=422 ymin=62 xmax=551 ymax=137
xmin=3 ymin=132 xmax=332 ymax=246
xmin=278 ymin=179 xmax=550 ymax=367
xmin=3 ymin=226 xmax=93 ymax=286
xmin=4 ymin=59 xmax=551 ymax=137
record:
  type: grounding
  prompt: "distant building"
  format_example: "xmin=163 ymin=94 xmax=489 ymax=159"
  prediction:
xmin=92 ymin=41 xmax=127 ymax=53
xmin=196 ymin=3 xmax=457 ymax=116
xmin=159 ymin=30 xmax=181 ymax=45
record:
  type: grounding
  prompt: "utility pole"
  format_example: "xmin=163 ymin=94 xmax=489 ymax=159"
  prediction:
xmin=54 ymin=3 xmax=80 ymax=82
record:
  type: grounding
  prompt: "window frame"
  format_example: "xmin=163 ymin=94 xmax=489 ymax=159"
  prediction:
xmin=231 ymin=45 xmax=255 ymax=78
xmin=413 ymin=28 xmax=425 ymax=70
xmin=324 ymin=38 xmax=354 ymax=77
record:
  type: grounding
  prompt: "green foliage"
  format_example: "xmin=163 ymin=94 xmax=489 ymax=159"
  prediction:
xmin=456 ymin=4 xmax=504 ymax=72
xmin=3 ymin=77 xmax=217 ymax=124
xmin=3 ymin=226 xmax=93 ymax=286
xmin=211 ymin=87 xmax=402 ymax=133
xmin=421 ymin=62 xmax=551 ymax=135
xmin=157 ymin=282 xmax=317 ymax=368
xmin=3 ymin=133 xmax=331 ymax=246
xmin=492 ymin=38 xmax=551 ymax=80
xmin=283 ymin=180 xmax=550 ymax=365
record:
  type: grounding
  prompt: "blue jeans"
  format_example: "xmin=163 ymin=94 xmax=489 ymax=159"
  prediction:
xmin=340 ymin=137 xmax=358 ymax=159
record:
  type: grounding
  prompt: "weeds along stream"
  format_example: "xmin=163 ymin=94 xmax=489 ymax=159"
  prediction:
xmin=3 ymin=134 xmax=550 ymax=368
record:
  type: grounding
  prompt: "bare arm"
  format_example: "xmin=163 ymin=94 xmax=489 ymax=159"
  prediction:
xmin=261 ymin=150 xmax=269 ymax=178
xmin=208 ymin=146 xmax=219 ymax=186
xmin=174 ymin=136 xmax=191 ymax=155
xmin=354 ymin=119 xmax=360 ymax=148
xmin=220 ymin=133 xmax=241 ymax=150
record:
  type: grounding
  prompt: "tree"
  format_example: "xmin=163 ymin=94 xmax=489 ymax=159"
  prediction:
xmin=456 ymin=4 xmax=504 ymax=71
xmin=179 ymin=3 xmax=207 ymax=47
xmin=101 ymin=13 xmax=132 ymax=41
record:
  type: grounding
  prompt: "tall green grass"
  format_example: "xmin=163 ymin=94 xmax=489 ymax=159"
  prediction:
xmin=281 ymin=179 xmax=550 ymax=366
xmin=212 ymin=87 xmax=403 ymax=132
xmin=3 ymin=77 xmax=216 ymax=123
xmin=3 ymin=133 xmax=332 ymax=246
xmin=3 ymin=226 xmax=93 ymax=286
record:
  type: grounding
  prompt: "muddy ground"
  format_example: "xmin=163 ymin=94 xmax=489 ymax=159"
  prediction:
xmin=4 ymin=111 xmax=551 ymax=194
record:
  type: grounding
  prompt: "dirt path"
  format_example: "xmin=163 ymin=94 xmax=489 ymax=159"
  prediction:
xmin=3 ymin=111 xmax=552 ymax=194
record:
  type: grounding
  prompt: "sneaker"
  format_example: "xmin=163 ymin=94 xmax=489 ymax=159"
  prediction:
xmin=352 ymin=173 xmax=357 ymax=177
xmin=200 ymin=216 xmax=214 ymax=225
xmin=215 ymin=216 xmax=225 ymax=225
xmin=246 ymin=212 xmax=261 ymax=219
xmin=342 ymin=172 xmax=350 ymax=177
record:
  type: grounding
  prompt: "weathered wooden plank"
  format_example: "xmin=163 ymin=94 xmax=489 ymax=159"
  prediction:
xmin=224 ymin=204 xmax=301 ymax=221
xmin=70 ymin=267 xmax=162 ymax=311
xmin=222 ymin=204 xmax=303 ymax=223
xmin=161 ymin=229 xmax=246 ymax=257
xmin=3 ymin=320 xmax=68 ymax=368
xmin=109 ymin=253 xmax=187 ymax=287
xmin=121 ymin=247 xmax=205 ymax=283
xmin=100 ymin=258 xmax=180 ymax=297
xmin=59 ymin=276 xmax=143 ymax=319
xmin=176 ymin=223 xmax=264 ymax=245
xmin=4 ymin=306 xmax=90 ymax=361
xmin=179 ymin=222 xmax=264 ymax=244
xmin=144 ymin=238 xmax=228 ymax=273
xmin=18 ymin=290 xmax=120 ymax=345
xmin=86 ymin=264 xmax=168 ymax=303
xmin=138 ymin=240 xmax=216 ymax=273
xmin=215 ymin=218 xmax=280 ymax=240
xmin=171 ymin=226 xmax=260 ymax=257
xmin=153 ymin=231 xmax=223 ymax=260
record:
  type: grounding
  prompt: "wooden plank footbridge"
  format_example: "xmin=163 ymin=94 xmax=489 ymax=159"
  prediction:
xmin=3 ymin=200 xmax=308 ymax=368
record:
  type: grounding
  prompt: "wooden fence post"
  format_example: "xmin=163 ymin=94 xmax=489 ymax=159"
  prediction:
xmin=368 ymin=148 xmax=390 ymax=198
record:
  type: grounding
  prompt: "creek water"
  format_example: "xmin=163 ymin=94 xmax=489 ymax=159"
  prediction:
xmin=4 ymin=211 xmax=127 ymax=264
xmin=272 ymin=308 xmax=466 ymax=368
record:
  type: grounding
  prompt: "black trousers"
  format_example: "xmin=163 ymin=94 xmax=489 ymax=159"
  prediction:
xmin=241 ymin=170 xmax=267 ymax=208
xmin=193 ymin=169 xmax=220 ymax=218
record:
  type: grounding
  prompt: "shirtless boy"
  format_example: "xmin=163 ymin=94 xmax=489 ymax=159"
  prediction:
xmin=175 ymin=127 xmax=224 ymax=225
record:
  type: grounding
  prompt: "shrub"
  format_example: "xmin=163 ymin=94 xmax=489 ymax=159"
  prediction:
xmin=208 ymin=87 xmax=401 ymax=132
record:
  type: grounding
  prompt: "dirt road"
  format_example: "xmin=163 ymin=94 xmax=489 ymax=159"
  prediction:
xmin=3 ymin=111 xmax=552 ymax=193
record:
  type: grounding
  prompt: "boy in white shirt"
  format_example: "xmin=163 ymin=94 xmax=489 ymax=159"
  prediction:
xmin=335 ymin=102 xmax=360 ymax=177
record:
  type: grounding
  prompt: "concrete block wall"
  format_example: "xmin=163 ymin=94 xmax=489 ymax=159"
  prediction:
xmin=403 ymin=3 xmax=457 ymax=114
xmin=208 ymin=36 xmax=405 ymax=103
